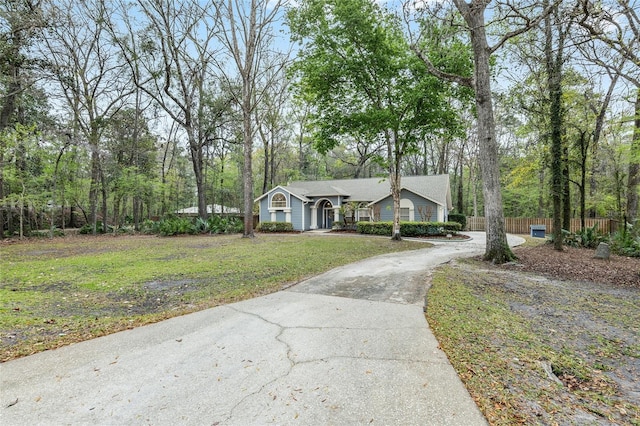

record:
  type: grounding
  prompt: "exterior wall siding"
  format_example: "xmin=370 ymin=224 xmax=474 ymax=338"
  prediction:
xmin=376 ymin=197 xmax=395 ymax=222
xmin=274 ymin=210 xmax=286 ymax=222
xmin=291 ymin=197 xmax=304 ymax=230
xmin=374 ymin=190 xmax=439 ymax=222
xmin=303 ymin=202 xmax=311 ymax=230
xmin=259 ymin=189 xmax=297 ymax=229
xmin=403 ymin=190 xmax=439 ymax=221
xmin=259 ymin=198 xmax=270 ymax=223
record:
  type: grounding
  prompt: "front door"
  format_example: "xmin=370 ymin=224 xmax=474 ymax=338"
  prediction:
xmin=322 ymin=201 xmax=333 ymax=229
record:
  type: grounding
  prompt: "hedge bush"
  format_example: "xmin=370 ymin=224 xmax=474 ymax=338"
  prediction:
xmin=256 ymin=222 xmax=295 ymax=232
xmin=357 ymin=222 xmax=393 ymax=236
xmin=357 ymin=221 xmax=461 ymax=237
xmin=447 ymin=213 xmax=467 ymax=230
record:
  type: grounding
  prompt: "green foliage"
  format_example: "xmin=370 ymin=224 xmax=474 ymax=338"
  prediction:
xmin=610 ymin=229 xmax=640 ymax=258
xmin=137 ymin=215 xmax=243 ymax=236
xmin=157 ymin=216 xmax=197 ymax=236
xmin=194 ymin=217 xmax=210 ymax=234
xmin=447 ymin=213 xmax=467 ymax=230
xmin=558 ymin=223 xmax=640 ymax=257
xmin=357 ymin=221 xmax=461 ymax=237
xmin=140 ymin=219 xmax=160 ymax=235
xmin=256 ymin=222 xmax=295 ymax=233
xmin=357 ymin=221 xmax=393 ymax=236
xmin=561 ymin=224 xmax=606 ymax=249
xmin=78 ymin=221 xmax=113 ymax=234
xmin=207 ymin=215 xmax=243 ymax=234
xmin=287 ymin=0 xmax=463 ymax=156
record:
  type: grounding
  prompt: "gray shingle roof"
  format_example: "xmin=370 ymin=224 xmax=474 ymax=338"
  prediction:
xmin=281 ymin=174 xmax=451 ymax=208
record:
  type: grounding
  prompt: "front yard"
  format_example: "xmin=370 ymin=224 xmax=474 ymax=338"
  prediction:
xmin=0 ymin=233 xmax=425 ymax=361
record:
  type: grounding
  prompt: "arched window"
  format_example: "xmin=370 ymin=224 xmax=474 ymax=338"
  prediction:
xmin=271 ymin=193 xmax=287 ymax=208
xmin=400 ymin=199 xmax=414 ymax=221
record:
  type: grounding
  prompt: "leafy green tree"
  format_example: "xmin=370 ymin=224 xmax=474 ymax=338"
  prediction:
xmin=541 ymin=0 xmax=568 ymax=249
xmin=43 ymin=0 xmax=134 ymax=234
xmin=288 ymin=0 xmax=460 ymax=240
xmin=410 ymin=0 xmax=557 ymax=262
xmin=110 ymin=0 xmax=218 ymax=221
xmin=103 ymin=108 xmax=158 ymax=230
xmin=576 ymin=0 xmax=640 ymax=223
xmin=0 ymin=0 xmax=48 ymax=236
xmin=212 ymin=0 xmax=287 ymax=238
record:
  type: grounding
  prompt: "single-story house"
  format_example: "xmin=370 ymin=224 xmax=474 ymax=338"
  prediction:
xmin=255 ymin=174 xmax=452 ymax=231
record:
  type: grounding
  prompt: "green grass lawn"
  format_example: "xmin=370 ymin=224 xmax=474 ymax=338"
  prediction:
xmin=0 ymin=233 xmax=426 ymax=361
xmin=428 ymin=258 xmax=640 ymax=425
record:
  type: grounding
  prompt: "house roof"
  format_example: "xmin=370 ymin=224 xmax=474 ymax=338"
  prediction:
xmin=256 ymin=175 xmax=452 ymax=209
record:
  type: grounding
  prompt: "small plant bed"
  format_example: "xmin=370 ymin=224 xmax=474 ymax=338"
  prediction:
xmin=428 ymin=242 xmax=640 ymax=425
xmin=357 ymin=221 xmax=462 ymax=238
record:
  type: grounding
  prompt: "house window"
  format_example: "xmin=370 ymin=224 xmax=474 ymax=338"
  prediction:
xmin=400 ymin=198 xmax=414 ymax=221
xmin=271 ymin=193 xmax=287 ymax=208
xmin=357 ymin=207 xmax=370 ymax=222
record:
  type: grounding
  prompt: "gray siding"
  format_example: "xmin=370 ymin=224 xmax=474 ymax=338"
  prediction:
xmin=376 ymin=197 xmax=395 ymax=222
xmin=274 ymin=210 xmax=286 ymax=222
xmin=374 ymin=190 xmax=439 ymax=222
xmin=259 ymin=198 xmax=270 ymax=223
xmin=291 ymin=197 xmax=304 ymax=230
xmin=403 ymin=190 xmax=438 ymax=221
xmin=258 ymin=189 xmax=308 ymax=231
xmin=303 ymin=201 xmax=311 ymax=230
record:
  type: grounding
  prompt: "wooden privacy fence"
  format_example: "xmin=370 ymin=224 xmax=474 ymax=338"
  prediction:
xmin=465 ymin=217 xmax=619 ymax=235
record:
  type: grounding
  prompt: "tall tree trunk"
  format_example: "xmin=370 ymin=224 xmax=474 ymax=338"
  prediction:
xmin=589 ymin=73 xmax=619 ymax=218
xmin=262 ymin=137 xmax=269 ymax=194
xmin=562 ymin=144 xmax=571 ymax=231
xmin=388 ymin=130 xmax=402 ymax=241
xmin=113 ymin=195 xmax=121 ymax=230
xmin=578 ymin=131 xmax=588 ymax=230
xmin=100 ymin=163 xmax=108 ymax=233
xmin=270 ymin=138 xmax=276 ymax=188
xmin=456 ymin=148 xmax=464 ymax=213
xmin=188 ymin=130 xmax=207 ymax=220
xmin=545 ymin=3 xmax=564 ymax=250
xmin=0 ymin=29 xmax=22 ymax=238
xmin=454 ymin=1 xmax=513 ymax=262
xmin=242 ymin=73 xmax=255 ymax=237
xmin=89 ymin=146 xmax=100 ymax=235
xmin=537 ymin=168 xmax=545 ymax=217
xmin=626 ymin=88 xmax=640 ymax=223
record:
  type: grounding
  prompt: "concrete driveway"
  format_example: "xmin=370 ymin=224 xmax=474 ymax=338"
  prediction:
xmin=1 ymin=232 xmax=523 ymax=425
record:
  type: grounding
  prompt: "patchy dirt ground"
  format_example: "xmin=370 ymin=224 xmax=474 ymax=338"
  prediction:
xmin=506 ymin=244 xmax=640 ymax=288
xmin=465 ymin=243 xmax=640 ymax=424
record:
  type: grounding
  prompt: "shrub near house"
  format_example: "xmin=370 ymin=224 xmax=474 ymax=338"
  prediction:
xmin=357 ymin=221 xmax=462 ymax=237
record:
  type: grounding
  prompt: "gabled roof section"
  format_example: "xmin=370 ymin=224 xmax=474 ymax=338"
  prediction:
xmin=274 ymin=174 xmax=451 ymax=207
xmin=400 ymin=174 xmax=452 ymax=209
xmin=254 ymin=185 xmax=311 ymax=203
